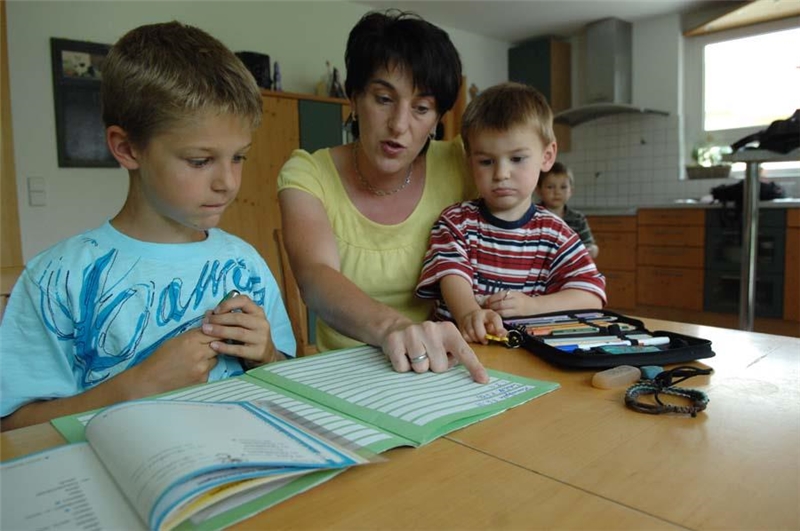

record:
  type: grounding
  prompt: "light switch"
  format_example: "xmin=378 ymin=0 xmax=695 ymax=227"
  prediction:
xmin=27 ymin=177 xmax=46 ymax=192
xmin=27 ymin=177 xmax=46 ymax=207
xmin=29 ymin=191 xmax=47 ymax=207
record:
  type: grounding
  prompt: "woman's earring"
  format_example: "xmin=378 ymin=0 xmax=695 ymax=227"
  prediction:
xmin=351 ymin=112 xmax=357 ymax=123
xmin=428 ymin=130 xmax=436 ymax=141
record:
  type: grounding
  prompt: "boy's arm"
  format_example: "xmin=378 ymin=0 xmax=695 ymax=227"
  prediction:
xmin=441 ymin=276 xmax=505 ymax=344
xmin=1 ymin=367 xmax=150 ymax=431
xmin=485 ymin=288 xmax=602 ymax=318
xmin=1 ymin=327 xmax=220 ymax=431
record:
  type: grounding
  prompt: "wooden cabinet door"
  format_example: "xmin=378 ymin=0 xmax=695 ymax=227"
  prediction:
xmin=638 ymin=208 xmax=705 ymax=227
xmin=785 ymin=227 xmax=799 ymax=322
xmin=637 ymin=266 xmax=704 ymax=311
xmin=637 ymin=245 xmax=705 ymax=268
xmin=594 ymin=232 xmax=637 ymax=271
xmin=603 ymin=270 xmax=636 ymax=310
xmin=219 ymin=95 xmax=299 ymax=281
xmin=587 ymin=215 xmax=636 ymax=233
xmin=638 ymin=224 xmax=705 ymax=248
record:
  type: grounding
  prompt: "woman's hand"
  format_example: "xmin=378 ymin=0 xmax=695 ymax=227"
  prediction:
xmin=380 ymin=320 xmax=490 ymax=384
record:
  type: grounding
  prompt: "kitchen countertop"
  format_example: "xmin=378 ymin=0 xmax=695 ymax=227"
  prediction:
xmin=579 ymin=198 xmax=800 ymax=216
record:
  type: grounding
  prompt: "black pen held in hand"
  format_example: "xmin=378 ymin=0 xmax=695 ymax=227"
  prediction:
xmin=218 ymin=290 xmax=244 ymax=345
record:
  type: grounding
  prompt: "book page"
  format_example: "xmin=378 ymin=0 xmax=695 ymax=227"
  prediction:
xmin=250 ymin=345 xmax=560 ymax=445
xmin=84 ymin=400 xmax=367 ymax=530
xmin=0 ymin=443 xmax=145 ymax=531
xmin=53 ymin=376 xmax=408 ymax=454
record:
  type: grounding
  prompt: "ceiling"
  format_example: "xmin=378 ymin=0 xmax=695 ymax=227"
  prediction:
xmin=355 ymin=0 xmax=727 ymax=43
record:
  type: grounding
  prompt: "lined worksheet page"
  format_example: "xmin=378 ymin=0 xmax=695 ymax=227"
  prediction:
xmin=253 ymin=345 xmax=559 ymax=445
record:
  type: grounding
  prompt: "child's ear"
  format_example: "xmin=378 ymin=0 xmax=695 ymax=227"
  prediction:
xmin=106 ymin=126 xmax=141 ymax=170
xmin=541 ymin=141 xmax=558 ymax=171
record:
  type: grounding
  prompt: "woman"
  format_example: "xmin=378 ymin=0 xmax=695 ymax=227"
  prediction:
xmin=278 ymin=10 xmax=488 ymax=383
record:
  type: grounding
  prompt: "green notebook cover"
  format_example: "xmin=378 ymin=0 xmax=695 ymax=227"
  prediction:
xmin=50 ymin=344 xmax=559 ymax=530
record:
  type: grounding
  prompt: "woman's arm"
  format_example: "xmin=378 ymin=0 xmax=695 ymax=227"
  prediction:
xmin=279 ymin=188 xmax=488 ymax=383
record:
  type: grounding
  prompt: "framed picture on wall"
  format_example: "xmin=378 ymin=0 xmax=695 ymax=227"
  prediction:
xmin=50 ymin=37 xmax=118 ymax=168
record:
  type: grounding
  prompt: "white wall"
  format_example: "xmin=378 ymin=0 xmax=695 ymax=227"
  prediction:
xmin=6 ymin=0 xmax=509 ymax=261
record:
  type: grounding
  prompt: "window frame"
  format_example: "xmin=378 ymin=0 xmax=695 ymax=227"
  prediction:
xmin=682 ymin=16 xmax=800 ymax=179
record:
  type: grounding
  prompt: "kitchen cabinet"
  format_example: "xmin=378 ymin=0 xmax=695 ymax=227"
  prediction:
xmin=219 ymin=90 xmax=349 ymax=352
xmin=220 ymin=91 xmax=349 ymax=277
xmin=785 ymin=209 xmax=800 ymax=322
xmin=508 ymin=37 xmax=571 ymax=152
xmin=586 ymin=215 xmax=636 ymax=309
xmin=704 ymin=209 xmax=786 ymax=319
xmin=636 ymin=209 xmax=705 ymax=311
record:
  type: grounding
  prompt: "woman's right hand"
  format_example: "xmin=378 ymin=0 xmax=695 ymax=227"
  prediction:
xmin=380 ymin=320 xmax=490 ymax=383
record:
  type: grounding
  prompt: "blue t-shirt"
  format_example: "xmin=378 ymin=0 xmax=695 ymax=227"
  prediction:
xmin=0 ymin=222 xmax=295 ymax=417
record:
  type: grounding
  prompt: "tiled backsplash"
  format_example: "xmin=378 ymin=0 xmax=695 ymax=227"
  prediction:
xmin=555 ymin=113 xmax=799 ymax=208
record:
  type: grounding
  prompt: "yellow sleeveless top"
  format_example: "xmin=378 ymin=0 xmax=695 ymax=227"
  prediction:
xmin=277 ymin=140 xmax=474 ymax=351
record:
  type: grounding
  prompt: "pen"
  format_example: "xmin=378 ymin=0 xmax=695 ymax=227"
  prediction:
xmin=485 ymin=330 xmax=523 ymax=348
xmin=218 ymin=290 xmax=243 ymax=345
xmin=557 ymin=340 xmax=631 ymax=352
xmin=219 ymin=289 xmax=240 ymax=305
xmin=544 ymin=335 xmax=618 ymax=346
xmin=632 ymin=336 xmax=670 ymax=346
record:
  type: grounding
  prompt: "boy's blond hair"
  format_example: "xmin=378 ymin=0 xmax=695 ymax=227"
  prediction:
xmin=539 ymin=161 xmax=574 ymax=187
xmin=460 ymin=82 xmax=555 ymax=154
xmin=101 ymin=21 xmax=262 ymax=148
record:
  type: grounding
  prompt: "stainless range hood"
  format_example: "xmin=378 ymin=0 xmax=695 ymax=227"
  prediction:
xmin=554 ymin=18 xmax=669 ymax=127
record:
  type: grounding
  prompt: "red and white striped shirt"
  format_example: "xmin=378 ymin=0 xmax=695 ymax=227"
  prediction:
xmin=416 ymin=200 xmax=606 ymax=321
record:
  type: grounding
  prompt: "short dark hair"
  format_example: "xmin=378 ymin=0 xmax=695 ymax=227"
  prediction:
xmin=345 ymin=9 xmax=462 ymax=138
xmin=101 ymin=21 xmax=262 ymax=148
xmin=461 ymin=82 xmax=554 ymax=154
xmin=539 ymin=161 xmax=574 ymax=186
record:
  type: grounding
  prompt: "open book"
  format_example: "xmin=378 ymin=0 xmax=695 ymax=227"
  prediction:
xmin=25 ymin=345 xmax=559 ymax=529
xmin=0 ymin=400 xmax=370 ymax=531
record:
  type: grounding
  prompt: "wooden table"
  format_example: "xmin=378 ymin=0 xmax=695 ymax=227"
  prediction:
xmin=2 ymin=318 xmax=798 ymax=530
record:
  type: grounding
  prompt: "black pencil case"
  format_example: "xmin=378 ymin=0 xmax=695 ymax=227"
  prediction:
xmin=503 ymin=309 xmax=715 ymax=369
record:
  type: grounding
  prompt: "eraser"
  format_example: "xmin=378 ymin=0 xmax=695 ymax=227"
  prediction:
xmin=592 ymin=365 xmax=641 ymax=389
xmin=640 ymin=365 xmax=664 ymax=380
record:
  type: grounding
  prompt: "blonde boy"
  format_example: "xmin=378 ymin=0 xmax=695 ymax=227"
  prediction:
xmin=0 ymin=22 xmax=295 ymax=430
xmin=537 ymin=162 xmax=600 ymax=258
xmin=416 ymin=82 xmax=605 ymax=343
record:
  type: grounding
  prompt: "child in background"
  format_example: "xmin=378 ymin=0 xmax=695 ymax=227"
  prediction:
xmin=0 ymin=21 xmax=295 ymax=431
xmin=415 ymin=82 xmax=606 ymax=344
xmin=537 ymin=162 xmax=600 ymax=258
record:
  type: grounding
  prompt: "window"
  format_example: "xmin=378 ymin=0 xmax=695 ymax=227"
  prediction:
xmin=684 ymin=20 xmax=800 ymax=179
xmin=703 ymin=27 xmax=800 ymax=132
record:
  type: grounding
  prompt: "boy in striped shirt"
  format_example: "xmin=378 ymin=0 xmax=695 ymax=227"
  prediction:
xmin=415 ymin=83 xmax=606 ymax=344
